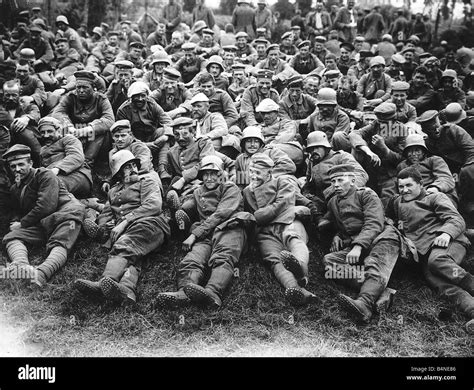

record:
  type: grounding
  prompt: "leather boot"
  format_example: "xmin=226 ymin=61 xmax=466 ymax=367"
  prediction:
xmin=166 ymin=190 xmax=181 ymax=210
xmin=74 ymin=279 xmax=103 ymax=298
xmin=175 ymin=209 xmax=191 ymax=232
xmin=33 ymin=246 xmax=67 ymax=288
xmin=155 ymin=289 xmax=190 ymax=309
xmin=374 ymin=288 xmax=396 ymax=314
xmin=117 ymin=266 xmax=140 ymax=304
xmin=272 ymin=262 xmax=317 ymax=306
xmin=281 ymin=250 xmax=308 ymax=287
xmin=102 ymin=256 xmax=128 ymax=281
xmin=459 ymin=273 xmax=474 ymax=296
xmin=338 ymin=278 xmax=385 ymax=323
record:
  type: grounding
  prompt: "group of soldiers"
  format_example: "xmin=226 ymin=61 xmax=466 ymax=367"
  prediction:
xmin=0 ymin=0 xmax=474 ymax=336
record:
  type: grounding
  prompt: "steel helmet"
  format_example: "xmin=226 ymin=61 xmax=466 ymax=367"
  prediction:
xmin=127 ymin=81 xmax=150 ymax=98
xmin=316 ymin=88 xmax=337 ymax=105
xmin=306 ymin=131 xmax=331 ymax=149
xmin=206 ymin=55 xmax=224 ymax=72
xmin=240 ymin=126 xmax=265 ymax=150
xmin=56 ymin=15 xmax=69 ymax=25
xmin=198 ymin=155 xmax=224 ymax=178
xmin=403 ymin=133 xmax=427 ymax=154
xmin=110 ymin=150 xmax=141 ymax=180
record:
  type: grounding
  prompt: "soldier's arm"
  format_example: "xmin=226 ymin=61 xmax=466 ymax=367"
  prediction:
xmin=240 ymin=88 xmax=258 ymax=126
xmin=49 ymin=135 xmax=85 ymax=174
xmin=89 ymin=96 xmax=115 ymax=135
xmin=428 ymin=156 xmax=456 ymax=193
xmin=254 ymin=177 xmax=294 ymax=225
xmin=351 ymin=189 xmax=385 ymax=249
xmin=125 ymin=175 xmax=163 ymax=224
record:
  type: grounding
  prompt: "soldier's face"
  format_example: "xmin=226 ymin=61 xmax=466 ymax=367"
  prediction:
xmin=57 ymin=22 xmax=67 ymax=32
xmin=262 ymin=110 xmax=278 ymax=125
xmin=257 ymin=79 xmax=272 ymax=94
xmin=121 ymin=161 xmax=139 ymax=182
xmin=398 ymin=177 xmax=422 ymax=201
xmin=308 ymin=146 xmax=328 ymax=163
xmin=184 ymin=51 xmax=196 ymax=62
xmin=233 ymin=70 xmax=244 ymax=82
xmin=304 ymin=79 xmax=319 ymax=96
xmin=422 ymin=118 xmax=441 ymax=139
xmin=192 ymin=102 xmax=208 ymax=119
xmin=131 ymin=92 xmax=147 ymax=109
xmin=153 ymin=63 xmax=166 ymax=73
xmin=371 ymin=64 xmax=383 ymax=77
xmin=413 ymin=72 xmax=426 ymax=87
xmin=325 ymin=59 xmax=337 ymax=70
xmin=244 ymin=138 xmax=262 ymax=155
xmin=404 ymin=52 xmax=413 ymax=62
xmin=406 ymin=146 xmax=426 ymax=164
xmin=340 ymin=48 xmax=350 ymax=61
xmin=391 ymin=91 xmax=407 ymax=107
xmin=208 ymin=64 xmax=221 ymax=77
xmin=3 ymin=88 xmax=20 ymax=107
xmin=113 ymin=130 xmax=134 ymax=150
xmin=164 ymin=79 xmax=177 ymax=93
xmin=282 ymin=37 xmax=292 ymax=46
xmin=331 ymin=174 xmax=355 ymax=197
xmin=117 ymin=71 xmax=132 ymax=87
xmin=318 ymin=104 xmax=335 ymax=117
xmin=249 ymin=164 xmax=271 ymax=188
xmin=174 ymin=126 xmax=194 ymax=148
xmin=442 ymin=78 xmax=454 ymax=89
xmin=202 ymin=170 xmax=220 ymax=190
xmin=16 ymin=65 xmax=29 ymax=81
xmin=9 ymin=157 xmax=32 ymax=182
xmin=202 ymin=33 xmax=213 ymax=44
xmin=289 ymin=87 xmax=302 ymax=102
xmin=108 ymin=35 xmax=118 ymax=45
xmin=76 ymin=81 xmax=94 ymax=101
xmin=354 ymin=42 xmax=363 ymax=51
xmin=299 ymin=46 xmax=309 ymax=56
xmin=315 ymin=43 xmax=323 ymax=52
xmin=256 ymin=44 xmax=266 ymax=56
xmin=30 ymin=31 xmax=41 ymax=43
xmin=199 ymin=81 xmax=215 ymax=97
xmin=268 ymin=50 xmax=279 ymax=63
xmin=40 ymin=126 xmax=61 ymax=145
xmin=237 ymin=38 xmax=247 ymax=47
xmin=130 ymin=48 xmax=142 ymax=59
xmin=171 ymin=35 xmax=182 ymax=45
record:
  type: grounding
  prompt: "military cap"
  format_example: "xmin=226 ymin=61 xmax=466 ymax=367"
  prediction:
xmin=235 ymin=31 xmax=249 ymax=40
xmin=444 ymin=102 xmax=467 ymax=124
xmin=55 ymin=15 xmax=69 ymax=25
xmin=129 ymin=41 xmax=145 ymax=50
xmin=19 ymin=48 xmax=35 ymax=60
xmin=441 ymin=69 xmax=457 ymax=79
xmin=32 ymin=7 xmax=42 ymax=12
xmin=416 ymin=110 xmax=439 ymax=123
xmin=266 ymin=43 xmax=280 ymax=54
xmin=382 ymin=33 xmax=393 ymax=41
xmin=192 ymin=20 xmax=207 ymax=33
xmin=163 ymin=67 xmax=181 ymax=81
xmin=108 ymin=30 xmax=119 ymax=37
xmin=401 ymin=47 xmax=415 ymax=55
xmin=315 ymin=36 xmax=327 ymax=43
xmin=202 ymin=28 xmax=214 ymax=35
xmin=354 ymin=36 xmax=366 ymax=42
xmin=114 ymin=60 xmax=134 ymax=69
xmin=32 ymin=18 xmax=46 ymax=28
xmin=16 ymin=17 xmax=29 ymax=25
xmin=287 ymin=75 xmax=304 ymax=89
xmin=182 ymin=42 xmax=197 ymax=51
xmin=121 ymin=20 xmax=132 ymax=25
xmin=281 ymin=31 xmax=293 ymax=40
xmin=339 ymin=41 xmax=354 ymax=52
xmin=249 ymin=153 xmax=274 ymax=169
xmin=256 ymin=98 xmax=279 ymax=112
xmin=253 ymin=39 xmax=269 ymax=46
xmin=298 ymin=40 xmax=311 ymax=49
xmin=403 ymin=133 xmax=427 ymax=153
xmin=391 ymin=53 xmax=406 ymax=64
xmin=373 ymin=102 xmax=397 ymax=120
xmin=127 ymin=81 xmax=150 ymax=98
xmin=231 ymin=63 xmax=246 ymax=71
xmin=190 ymin=92 xmax=209 ymax=105
xmin=19 ymin=10 xmax=30 ymax=17
xmin=101 ymin=22 xmax=110 ymax=30
xmin=422 ymin=56 xmax=439 ymax=66
xmin=391 ymin=81 xmax=410 ymax=92
xmin=418 ymin=52 xmax=432 ymax=61
xmin=369 ymin=56 xmax=386 ymax=67
xmin=150 ymin=52 xmax=171 ymax=66
xmin=172 ymin=116 xmax=195 ymax=128
xmin=256 ymin=27 xmax=267 ymax=33
xmin=358 ymin=50 xmax=375 ymax=59
xmin=74 ymin=70 xmax=96 ymax=84
xmin=55 ymin=37 xmax=68 ymax=45
xmin=199 ymin=155 xmax=224 ymax=174
xmin=222 ymin=44 xmax=238 ymax=51
xmin=327 ymin=164 xmax=356 ymax=179
xmin=324 ymin=69 xmax=341 ymax=79
xmin=291 ymin=25 xmax=301 ymax=30
xmin=91 ymin=26 xmax=102 ymax=37
xmin=256 ymin=69 xmax=274 ymax=79
xmin=38 ymin=116 xmax=61 ymax=130
xmin=3 ymin=144 xmax=31 ymax=162
xmin=29 ymin=24 xmax=43 ymax=33
xmin=406 ymin=35 xmax=420 ymax=44
xmin=110 ymin=119 xmax=131 ymax=133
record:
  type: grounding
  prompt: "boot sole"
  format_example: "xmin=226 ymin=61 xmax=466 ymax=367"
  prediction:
xmin=83 ymin=219 xmax=100 ymax=238
xmin=338 ymin=294 xmax=371 ymax=324
xmin=100 ymin=277 xmax=125 ymax=303
xmin=183 ymin=285 xmax=221 ymax=309
xmin=281 ymin=251 xmax=306 ymax=286
xmin=74 ymin=279 xmax=103 ymax=298
xmin=175 ymin=210 xmax=191 ymax=231
xmin=154 ymin=293 xmax=190 ymax=310
xmin=285 ymin=288 xmax=306 ymax=306
xmin=166 ymin=190 xmax=181 ymax=210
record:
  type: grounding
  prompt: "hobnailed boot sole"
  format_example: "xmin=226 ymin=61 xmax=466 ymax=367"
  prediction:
xmin=281 ymin=251 xmax=306 ymax=287
xmin=166 ymin=190 xmax=181 ymax=210
xmin=83 ymin=219 xmax=100 ymax=239
xmin=183 ymin=284 xmax=221 ymax=309
xmin=74 ymin=279 xmax=103 ymax=298
xmin=175 ymin=210 xmax=191 ymax=231
xmin=338 ymin=294 xmax=372 ymax=324
xmin=285 ymin=288 xmax=306 ymax=306
xmin=465 ymin=319 xmax=474 ymax=335
xmin=154 ymin=292 xmax=190 ymax=309
xmin=100 ymin=277 xmax=136 ymax=304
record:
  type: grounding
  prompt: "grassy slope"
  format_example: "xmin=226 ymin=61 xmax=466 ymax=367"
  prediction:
xmin=0 ymin=231 xmax=472 ymax=357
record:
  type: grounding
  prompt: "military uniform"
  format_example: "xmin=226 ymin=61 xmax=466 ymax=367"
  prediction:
xmin=151 ymin=83 xmax=192 ymax=113
xmin=288 ymin=53 xmax=325 ymax=75
xmin=240 ymin=85 xmax=279 ymax=126
xmin=357 ymin=72 xmax=393 ymax=102
xmin=407 ymin=82 xmax=437 ymax=115
xmin=279 ymin=93 xmax=318 ymax=127
xmin=308 ymin=108 xmax=352 ymax=151
xmin=174 ymin=56 xmax=206 ymax=84
xmin=436 ymin=87 xmax=467 ymax=110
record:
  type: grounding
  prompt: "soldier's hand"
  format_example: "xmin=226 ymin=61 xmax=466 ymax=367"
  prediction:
xmin=172 ymin=177 xmax=185 ymax=191
xmin=367 ymin=151 xmax=381 ymax=167
xmin=426 ymin=186 xmax=439 ymax=194
xmin=101 ymin=182 xmax=110 ymax=193
xmin=110 ymin=220 xmax=128 ymax=243
xmin=11 ymin=117 xmax=29 ymax=132
xmin=330 ymin=236 xmax=343 ymax=252
xmin=371 ymin=134 xmax=386 ymax=149
xmin=51 ymin=168 xmax=60 ymax=176
xmin=346 ymin=245 xmax=362 ymax=264
xmin=153 ymin=135 xmax=169 ymax=149
xmin=433 ymin=233 xmax=451 ymax=248
xmin=182 ymin=234 xmax=196 ymax=251
xmin=52 ymin=88 xmax=66 ymax=96
xmin=9 ymin=221 xmax=21 ymax=231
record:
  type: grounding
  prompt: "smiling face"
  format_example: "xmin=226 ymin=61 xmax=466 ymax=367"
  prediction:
xmin=261 ymin=110 xmax=278 ymax=125
xmin=244 ymin=137 xmax=263 ymax=155
xmin=173 ymin=126 xmax=195 ymax=148
xmin=131 ymin=92 xmax=147 ymax=109
xmin=249 ymin=163 xmax=271 ymax=188
xmin=39 ymin=125 xmax=61 ymax=146
xmin=199 ymin=81 xmax=215 ymax=97
xmin=398 ymin=176 xmax=422 ymax=201
xmin=121 ymin=161 xmax=139 ymax=182
xmin=202 ymin=170 xmax=221 ymax=190
xmin=9 ymin=157 xmax=33 ymax=182
xmin=257 ymin=78 xmax=272 ymax=95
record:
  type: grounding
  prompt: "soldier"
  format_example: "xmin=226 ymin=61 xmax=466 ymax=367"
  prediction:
xmin=118 ymin=20 xmax=143 ymax=51
xmin=248 ymin=38 xmax=268 ymax=66
xmin=243 ymin=153 xmax=317 ymax=306
xmin=14 ymin=24 xmax=54 ymax=72
xmin=38 ymin=116 xmax=92 ymax=199
xmin=74 ymin=150 xmax=170 ymax=304
xmin=55 ymin=15 xmax=84 ymax=56
xmin=235 ymin=126 xmax=296 ymax=190
xmin=306 ymin=88 xmax=352 ymax=151
xmin=116 ymin=81 xmax=173 ymax=182
xmin=390 ymin=81 xmax=417 ymax=123
xmin=436 ymin=69 xmax=467 ymax=110
xmin=312 ymin=36 xmax=329 ymax=64
xmin=162 ymin=0 xmax=183 ymax=43
xmin=116 ymin=41 xmax=146 ymax=69
xmin=156 ymin=155 xmax=250 ymax=309
xmin=279 ymin=31 xmax=298 ymax=59
xmin=387 ymin=167 xmax=474 ymax=335
xmin=165 ymin=31 xmax=185 ymax=62
xmin=234 ymin=31 xmax=258 ymax=64
xmin=143 ymin=51 xmax=171 ymax=92
xmin=232 ymin=0 xmax=257 ymax=41
xmin=256 ymin=98 xmax=304 ymax=166
xmin=192 ymin=55 xmax=229 ymax=91
xmin=196 ymin=28 xmax=220 ymax=60
xmin=106 ymin=60 xmax=136 ymax=115
xmin=407 ymin=66 xmax=438 ymax=115
xmin=288 ymin=40 xmax=325 ymax=76
xmin=51 ymin=70 xmax=115 ymax=169
xmin=320 ymin=164 xmax=401 ymax=323
xmin=348 ymin=49 xmax=373 ymax=79
xmin=357 ymin=56 xmax=393 ymax=108
xmin=255 ymin=0 xmax=273 ymax=39
xmin=2 ymin=144 xmax=85 ymax=287
xmin=401 ymin=47 xmax=418 ymax=82
xmin=227 ymin=63 xmax=250 ymax=106
xmin=336 ymin=41 xmax=356 ymax=76
xmin=174 ymin=42 xmax=206 ymax=84
xmin=240 ymin=69 xmax=279 ymax=127
xmin=1 ymin=80 xmax=42 ymax=167
xmin=386 ymin=53 xmax=406 ymax=82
